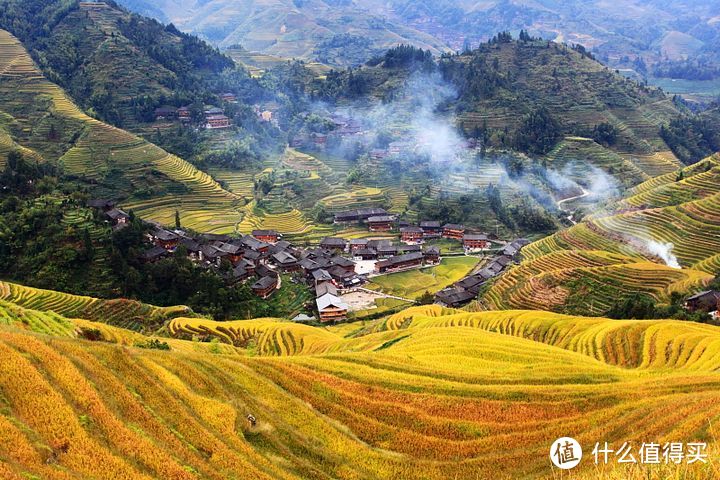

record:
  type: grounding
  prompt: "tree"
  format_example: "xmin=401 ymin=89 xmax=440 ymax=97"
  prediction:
xmin=514 ymin=107 xmax=562 ymax=155
xmin=175 ymin=209 xmax=181 ymax=229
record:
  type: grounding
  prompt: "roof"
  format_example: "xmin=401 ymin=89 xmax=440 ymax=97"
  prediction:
xmin=315 ymin=282 xmax=338 ymax=297
xmin=205 ymin=107 xmax=223 ymax=115
xmin=241 ymin=235 xmax=269 ymax=251
xmin=292 ymin=314 xmax=315 ymax=322
xmin=153 ymin=229 xmax=179 ymax=241
xmin=687 ymin=290 xmax=720 ymax=301
xmin=328 ymin=265 xmax=354 ymax=279
xmin=320 ymin=237 xmax=347 ymax=247
xmin=316 ymin=293 xmax=349 ymax=311
xmin=399 ymin=244 xmax=421 ymax=252
xmin=252 ymin=229 xmax=281 ymax=237
xmin=377 ymin=252 xmax=424 ymax=268
xmin=455 ymin=275 xmax=484 ymax=290
xmin=401 ymin=226 xmax=424 ymax=233
xmin=106 ymin=208 xmax=129 ymax=220
xmin=464 ymin=234 xmax=488 ymax=241
xmin=312 ymin=269 xmax=333 ymax=282
xmin=255 ymin=264 xmax=277 ymax=278
xmin=424 ymin=246 xmax=440 ymax=255
xmin=142 ymin=246 xmax=168 ymax=260
xmin=272 ymin=251 xmax=298 ymax=264
xmin=443 ymin=223 xmax=465 ymax=230
xmin=330 ymin=256 xmax=355 ymax=268
xmin=354 ymin=248 xmax=377 ymax=256
xmin=503 ymin=245 xmax=518 ymax=256
xmin=367 ymin=215 xmax=396 ymax=223
xmin=180 ymin=238 xmax=201 ymax=251
xmin=252 ymin=276 xmax=277 ymax=290
xmin=496 ymin=255 xmax=514 ymax=267
xmin=350 ymin=238 xmax=369 ymax=245
xmin=87 ymin=199 xmax=115 ymax=209
xmin=216 ymin=243 xmax=243 ymax=255
xmin=435 ymin=288 xmax=475 ymax=306
xmin=478 ymin=268 xmax=496 ymax=280
xmin=420 ymin=221 xmax=441 ymax=228
xmin=299 ymin=258 xmax=321 ymax=270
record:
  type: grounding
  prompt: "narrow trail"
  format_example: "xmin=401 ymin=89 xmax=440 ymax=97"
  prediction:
xmin=556 ymin=187 xmax=589 ymax=225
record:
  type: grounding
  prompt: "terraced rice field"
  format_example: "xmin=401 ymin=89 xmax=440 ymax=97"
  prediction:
xmin=0 ymin=29 xmax=244 ymax=234
xmin=486 ymin=258 xmax=711 ymax=315
xmin=207 ymin=168 xmax=256 ymax=199
xmin=545 ymin=137 xmax=650 ymax=188
xmin=238 ymin=201 xmax=320 ymax=236
xmin=618 ymin=155 xmax=720 ymax=209
xmin=3 ymin=294 xmax=719 ymax=479
xmin=319 ymin=186 xmax=386 ymax=213
xmin=0 ymin=281 xmax=189 ymax=331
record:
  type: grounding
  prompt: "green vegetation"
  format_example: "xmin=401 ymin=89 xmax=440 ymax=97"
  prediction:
xmin=369 ymin=256 xmax=479 ymax=299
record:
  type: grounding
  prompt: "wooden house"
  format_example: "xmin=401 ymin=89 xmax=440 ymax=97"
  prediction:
xmin=252 ymin=230 xmax=282 ymax=244
xmin=150 ymin=229 xmax=179 ymax=250
xmin=272 ymin=251 xmax=299 ymax=272
xmin=420 ymin=221 xmax=442 ymax=238
xmin=463 ymin=234 xmax=490 ymax=250
xmin=206 ymin=115 xmax=231 ymax=129
xmin=367 ymin=215 xmax=396 ymax=232
xmin=400 ymin=226 xmax=424 ymax=244
xmin=320 ymin=237 xmax=348 ymax=252
xmin=154 ymin=106 xmax=177 ymax=120
xmin=435 ymin=287 xmax=475 ymax=307
xmin=442 ymin=223 xmax=466 ymax=240
xmin=252 ymin=276 xmax=278 ymax=299
xmin=375 ymin=252 xmax=424 ymax=274
xmin=105 ymin=208 xmax=130 ymax=226
xmin=349 ymin=238 xmax=369 ymax=252
xmin=423 ymin=246 xmax=440 ymax=265
xmin=685 ymin=291 xmax=720 ymax=312
xmin=316 ymin=293 xmax=348 ymax=323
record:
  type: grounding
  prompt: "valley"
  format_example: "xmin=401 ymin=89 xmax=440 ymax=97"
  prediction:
xmin=1 ymin=1 xmax=720 ymax=478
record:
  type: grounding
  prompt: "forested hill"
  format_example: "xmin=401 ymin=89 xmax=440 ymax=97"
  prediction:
xmin=0 ymin=0 xmax=236 ymax=129
xmin=311 ymin=38 xmax=683 ymax=168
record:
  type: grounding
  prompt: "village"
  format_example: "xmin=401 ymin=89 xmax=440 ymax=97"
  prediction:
xmin=89 ymin=199 xmax=530 ymax=323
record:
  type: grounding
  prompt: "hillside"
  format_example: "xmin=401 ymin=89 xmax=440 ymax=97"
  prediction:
xmin=0 ymin=28 xmax=246 ymax=233
xmin=0 ymin=299 xmax=719 ymax=479
xmin=484 ymin=154 xmax=720 ymax=315
xmin=117 ymin=0 xmax=449 ymax=66
xmin=0 ymin=0 xmax=236 ymax=130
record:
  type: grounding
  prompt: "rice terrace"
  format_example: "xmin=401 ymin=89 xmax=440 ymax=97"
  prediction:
xmin=1 ymin=0 xmax=720 ymax=479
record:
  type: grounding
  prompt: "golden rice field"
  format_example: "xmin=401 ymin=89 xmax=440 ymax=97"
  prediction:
xmin=484 ymin=251 xmax=713 ymax=314
xmin=0 ymin=280 xmax=190 ymax=332
xmin=1 ymin=295 xmax=719 ymax=480
xmin=506 ymin=153 xmax=720 ymax=313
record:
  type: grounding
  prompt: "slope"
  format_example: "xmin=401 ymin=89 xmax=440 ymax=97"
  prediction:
xmin=0 ymin=299 xmax=719 ymax=479
xmin=0 ymin=28 xmax=244 ymax=233
xmin=485 ymin=153 xmax=720 ymax=314
xmin=0 ymin=0 xmax=234 ymax=130
xmin=116 ymin=0 xmax=449 ymax=66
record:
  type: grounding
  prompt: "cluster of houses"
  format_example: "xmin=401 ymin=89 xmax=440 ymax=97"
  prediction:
xmin=88 ymin=197 xmax=527 ymax=322
xmin=435 ymin=239 xmax=530 ymax=307
xmin=153 ymin=97 xmax=235 ymax=130
xmin=334 ymin=209 xmax=494 ymax=252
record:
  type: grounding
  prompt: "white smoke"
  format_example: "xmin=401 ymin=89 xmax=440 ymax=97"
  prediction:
xmin=646 ymin=240 xmax=681 ymax=269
